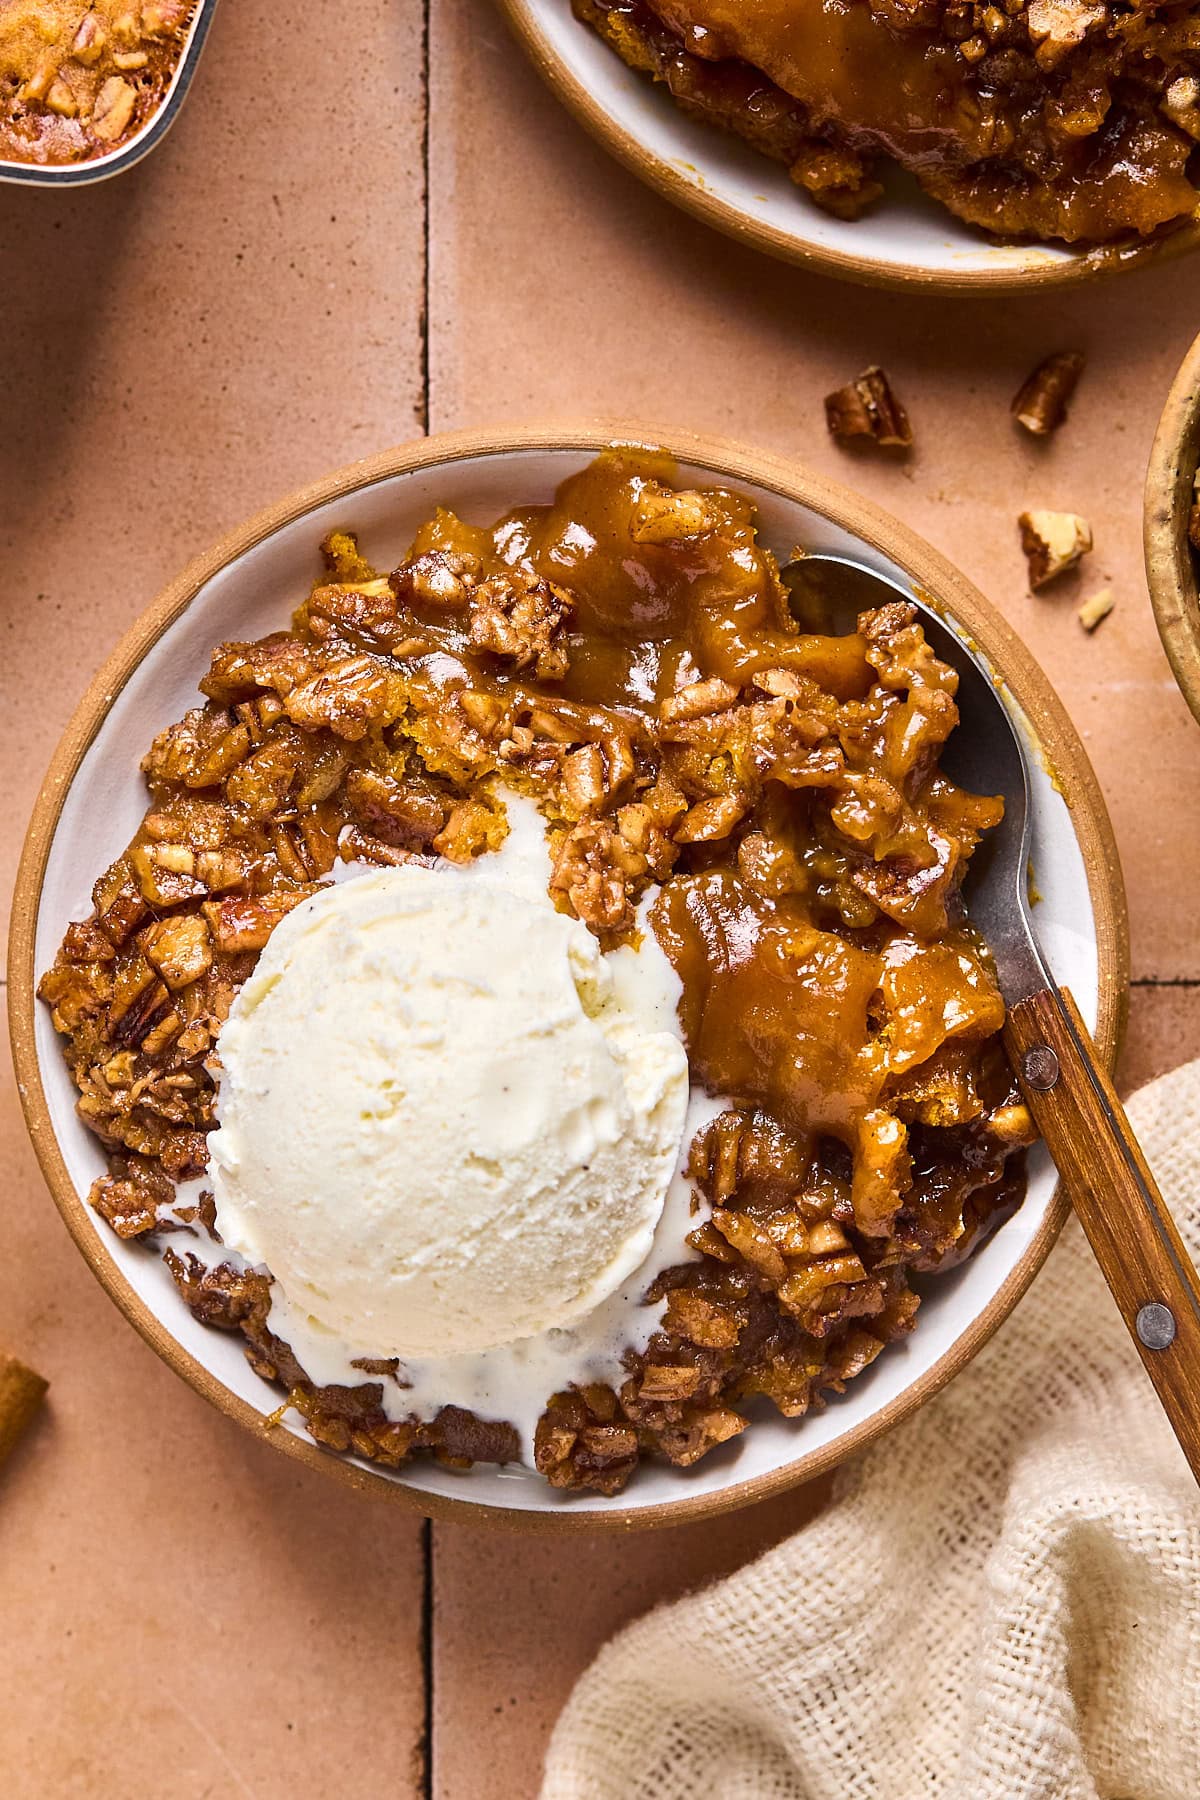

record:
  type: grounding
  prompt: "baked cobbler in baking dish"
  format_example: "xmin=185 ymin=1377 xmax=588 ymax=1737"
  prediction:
xmin=0 ymin=2 xmax=194 ymax=165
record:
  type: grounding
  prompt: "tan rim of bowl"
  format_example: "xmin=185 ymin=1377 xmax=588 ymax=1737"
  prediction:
xmin=494 ymin=0 xmax=1200 ymax=295
xmin=8 ymin=423 xmax=1129 ymax=1532
xmin=1147 ymin=333 xmax=1200 ymax=724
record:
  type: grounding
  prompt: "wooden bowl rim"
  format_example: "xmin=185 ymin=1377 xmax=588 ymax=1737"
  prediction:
xmin=493 ymin=0 xmax=1200 ymax=295
xmin=8 ymin=421 xmax=1129 ymax=1533
xmin=1146 ymin=333 xmax=1200 ymax=724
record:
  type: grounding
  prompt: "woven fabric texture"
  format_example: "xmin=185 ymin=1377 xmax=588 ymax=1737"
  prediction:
xmin=542 ymin=1060 xmax=1200 ymax=1800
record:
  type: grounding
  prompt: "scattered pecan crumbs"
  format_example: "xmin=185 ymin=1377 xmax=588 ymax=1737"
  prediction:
xmin=824 ymin=367 xmax=913 ymax=451
xmin=1077 ymin=589 xmax=1114 ymax=632
xmin=1011 ymin=352 xmax=1086 ymax=437
xmin=1018 ymin=510 xmax=1093 ymax=589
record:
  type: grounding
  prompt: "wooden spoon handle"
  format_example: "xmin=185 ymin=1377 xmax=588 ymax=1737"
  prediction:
xmin=1005 ymin=985 xmax=1200 ymax=1484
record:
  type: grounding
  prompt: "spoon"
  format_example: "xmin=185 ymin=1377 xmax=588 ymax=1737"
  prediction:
xmin=786 ymin=552 xmax=1200 ymax=1483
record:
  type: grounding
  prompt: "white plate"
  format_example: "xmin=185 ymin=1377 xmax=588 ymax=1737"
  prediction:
xmin=13 ymin=428 xmax=1125 ymax=1527
xmin=497 ymin=0 xmax=1200 ymax=292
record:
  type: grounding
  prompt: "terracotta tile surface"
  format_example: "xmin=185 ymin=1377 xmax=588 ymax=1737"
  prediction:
xmin=427 ymin=5 xmax=1200 ymax=1791
xmin=2 ymin=1 xmax=1200 ymax=1795
xmin=0 ymin=4 xmax=428 ymax=1797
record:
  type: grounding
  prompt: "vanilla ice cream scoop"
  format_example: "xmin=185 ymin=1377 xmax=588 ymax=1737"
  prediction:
xmin=208 ymin=862 xmax=689 ymax=1359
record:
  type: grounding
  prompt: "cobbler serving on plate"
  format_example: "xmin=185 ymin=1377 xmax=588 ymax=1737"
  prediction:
xmin=575 ymin=0 xmax=1200 ymax=245
xmin=40 ymin=452 xmax=1035 ymax=1495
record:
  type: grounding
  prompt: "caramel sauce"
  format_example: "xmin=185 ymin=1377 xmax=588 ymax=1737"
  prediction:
xmin=399 ymin=452 xmax=872 ymax=715
xmin=657 ymin=0 xmax=984 ymax=167
xmin=589 ymin=0 xmax=1200 ymax=242
xmin=380 ymin=451 xmax=1013 ymax=1233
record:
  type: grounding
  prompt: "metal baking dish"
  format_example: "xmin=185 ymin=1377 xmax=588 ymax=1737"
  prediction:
xmin=0 ymin=0 xmax=219 ymax=188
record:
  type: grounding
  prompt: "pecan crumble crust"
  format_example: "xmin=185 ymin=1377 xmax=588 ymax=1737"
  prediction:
xmin=574 ymin=0 xmax=1200 ymax=246
xmin=40 ymin=451 xmax=1034 ymax=1495
xmin=0 ymin=2 xmax=194 ymax=166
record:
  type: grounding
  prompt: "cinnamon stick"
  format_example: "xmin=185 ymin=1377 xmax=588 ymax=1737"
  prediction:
xmin=0 ymin=1353 xmax=47 ymax=1470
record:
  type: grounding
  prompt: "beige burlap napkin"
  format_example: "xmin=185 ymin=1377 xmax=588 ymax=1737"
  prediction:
xmin=542 ymin=1059 xmax=1200 ymax=1800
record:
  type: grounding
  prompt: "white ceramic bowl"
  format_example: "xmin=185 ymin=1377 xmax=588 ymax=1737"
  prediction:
xmin=9 ymin=426 xmax=1127 ymax=1530
xmin=496 ymin=0 xmax=1200 ymax=293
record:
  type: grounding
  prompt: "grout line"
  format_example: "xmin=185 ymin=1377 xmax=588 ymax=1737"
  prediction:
xmin=1130 ymin=977 xmax=1200 ymax=990
xmin=421 ymin=1515 xmax=435 ymax=1800
xmin=417 ymin=0 xmax=431 ymax=437
xmin=419 ymin=17 xmax=434 ymax=1800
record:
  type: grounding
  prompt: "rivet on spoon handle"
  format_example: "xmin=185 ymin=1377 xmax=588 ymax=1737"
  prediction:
xmin=1136 ymin=1303 xmax=1178 ymax=1351
xmin=1022 ymin=1045 xmax=1060 ymax=1091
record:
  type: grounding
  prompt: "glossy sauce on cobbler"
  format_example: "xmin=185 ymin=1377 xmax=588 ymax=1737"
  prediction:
xmin=581 ymin=0 xmax=1200 ymax=242
xmin=41 ymin=451 xmax=1032 ymax=1494
xmin=368 ymin=456 xmax=1013 ymax=1234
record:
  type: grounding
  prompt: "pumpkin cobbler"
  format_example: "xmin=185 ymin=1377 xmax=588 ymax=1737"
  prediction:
xmin=575 ymin=0 xmax=1200 ymax=244
xmin=40 ymin=452 xmax=1035 ymax=1495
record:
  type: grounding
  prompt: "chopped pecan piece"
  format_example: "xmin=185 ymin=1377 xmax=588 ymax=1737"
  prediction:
xmin=37 ymin=957 xmax=113 ymax=1032
xmin=825 ymin=367 xmax=913 ymax=450
xmin=467 ymin=572 xmax=573 ymax=681
xmin=633 ymin=1364 xmax=703 ymax=1405
xmin=92 ymin=75 xmax=136 ymax=143
xmin=304 ymin=583 xmax=423 ymax=658
xmin=345 ymin=769 xmax=447 ymax=847
xmin=285 ymin=656 xmax=406 ymax=740
xmin=654 ymin=1407 xmax=746 ymax=1468
xmin=128 ymin=842 xmax=204 ymax=907
xmin=140 ymin=915 xmax=213 ymax=991
xmin=91 ymin=859 xmax=148 ymax=945
xmin=664 ymin=1289 xmax=742 ymax=1350
xmin=90 ymin=1170 xmax=164 ymax=1239
xmin=201 ymin=636 xmax=316 ymax=705
xmin=559 ymin=743 xmax=607 ymax=817
xmin=615 ymin=775 xmax=685 ymax=879
xmin=674 ymin=794 xmax=747 ymax=844
xmin=630 ymin=484 xmax=740 ymax=544
xmin=660 ymin=676 xmax=740 ymax=723
xmin=202 ymin=887 xmax=322 ymax=954
xmin=224 ymin=737 xmax=301 ymax=819
xmin=1163 ymin=76 xmax=1200 ymax=144
xmin=549 ymin=820 xmax=646 ymax=934
xmin=1011 ymin=351 xmax=1085 ymax=437
xmin=391 ymin=549 xmax=481 ymax=609
xmin=1019 ymin=509 xmax=1093 ymax=589
xmin=1077 ymin=588 xmax=1114 ymax=632
xmin=1025 ymin=0 xmax=1106 ymax=68
xmin=142 ymin=709 xmax=251 ymax=789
